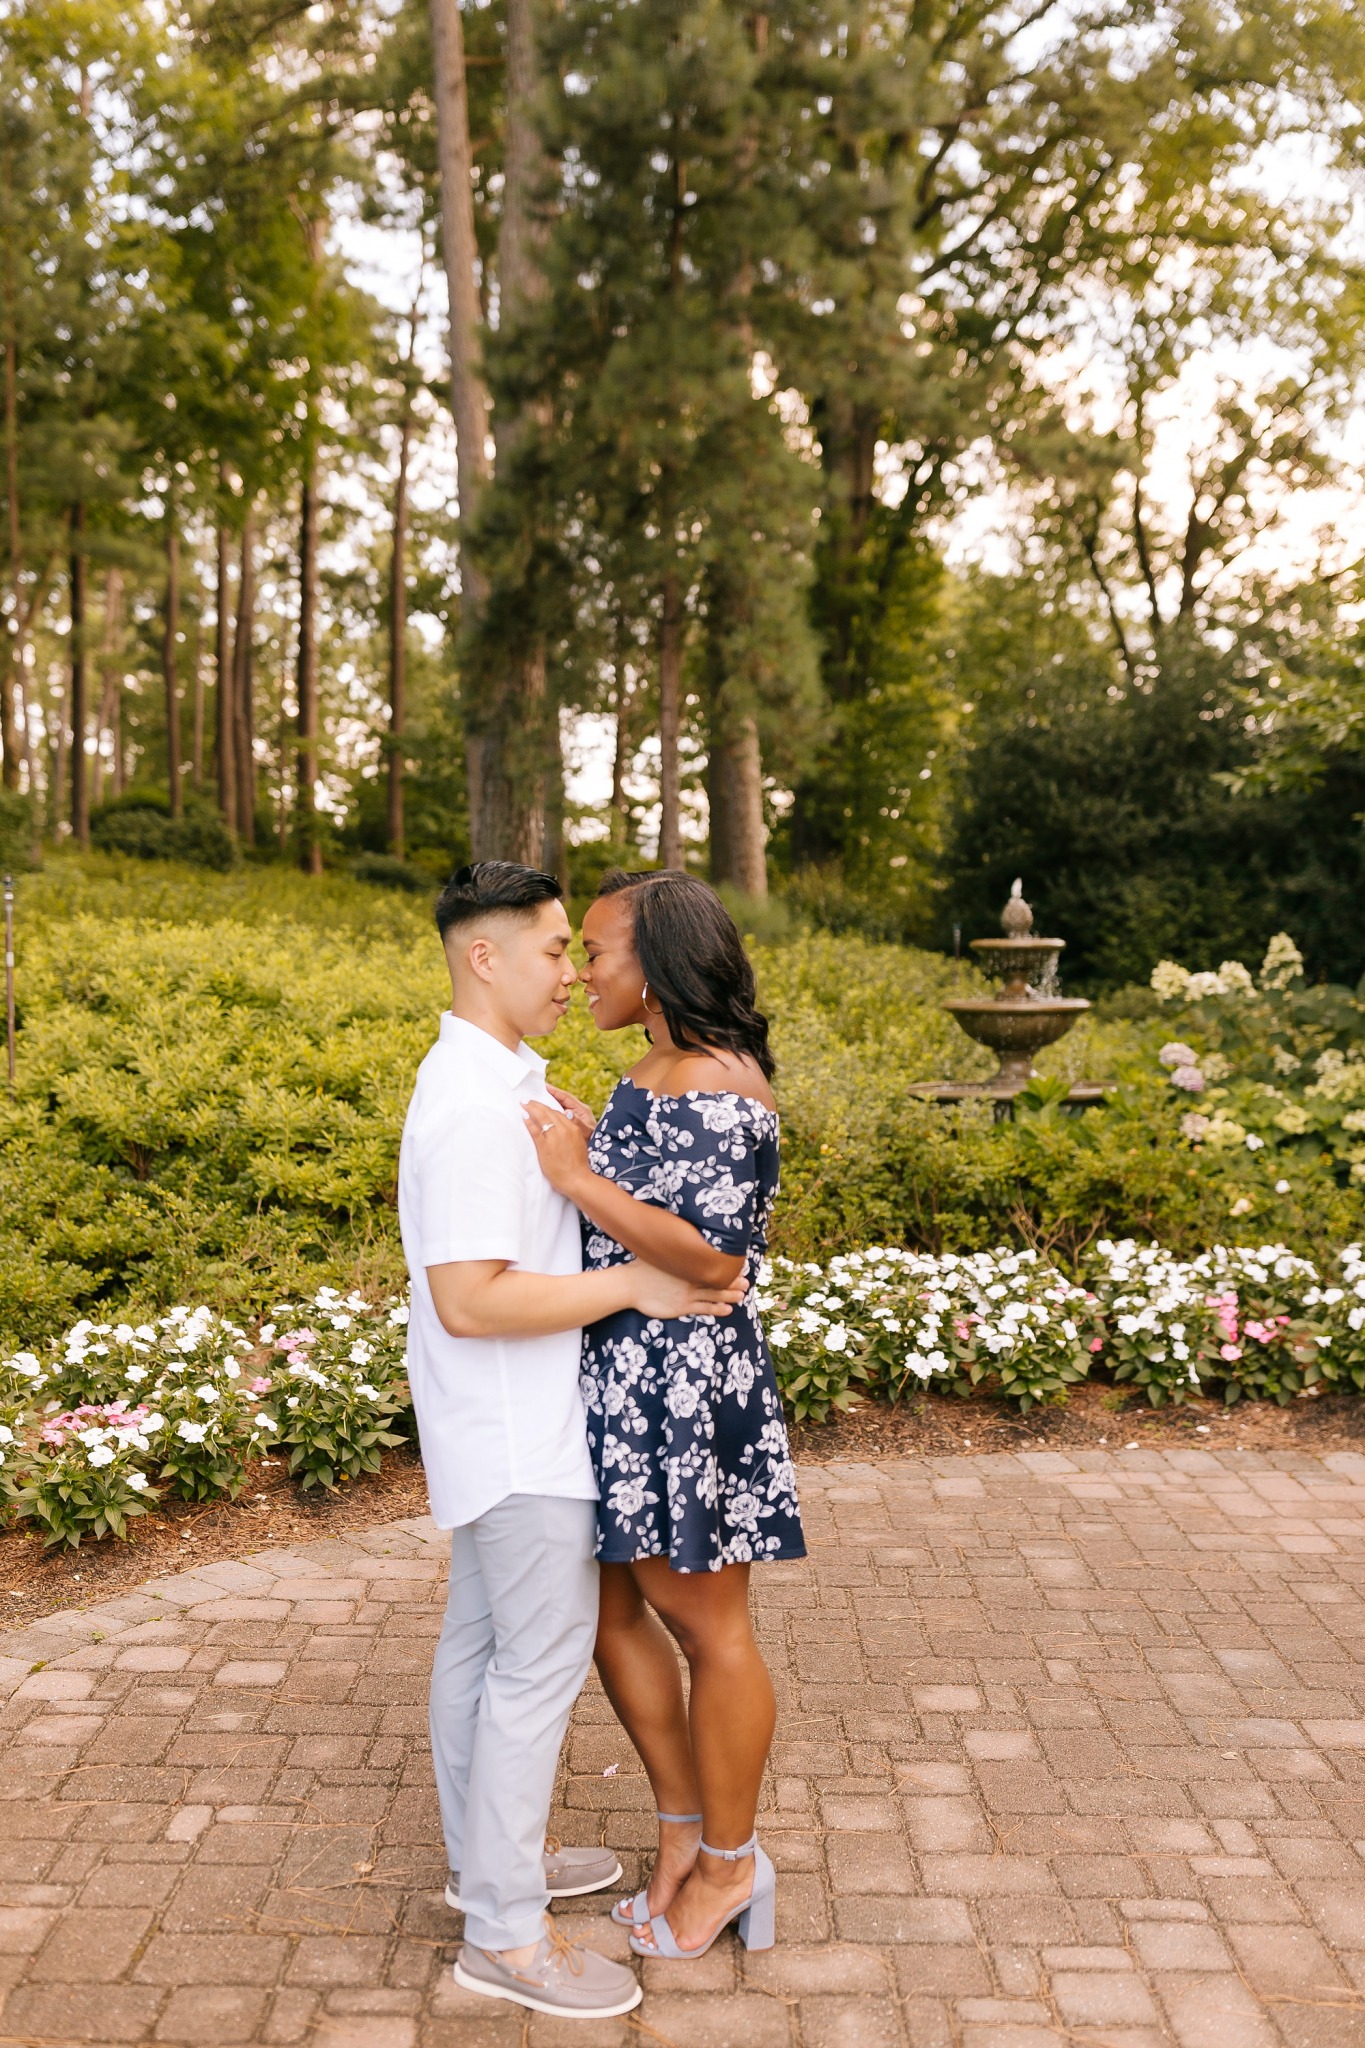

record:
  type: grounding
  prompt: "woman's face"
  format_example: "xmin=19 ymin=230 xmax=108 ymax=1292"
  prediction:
xmin=579 ymin=893 xmax=649 ymax=1032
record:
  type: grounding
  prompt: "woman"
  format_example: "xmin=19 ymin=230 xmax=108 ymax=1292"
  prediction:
xmin=523 ymin=869 xmax=804 ymax=1961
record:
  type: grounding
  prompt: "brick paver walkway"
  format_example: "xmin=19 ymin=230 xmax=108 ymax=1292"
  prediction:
xmin=3 ymin=1448 xmax=1365 ymax=2047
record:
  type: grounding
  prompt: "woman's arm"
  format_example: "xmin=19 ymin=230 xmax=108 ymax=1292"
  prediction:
xmin=522 ymin=1109 xmax=744 ymax=1287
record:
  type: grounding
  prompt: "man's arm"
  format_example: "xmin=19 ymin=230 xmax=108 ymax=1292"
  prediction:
xmin=427 ymin=1258 xmax=746 ymax=1340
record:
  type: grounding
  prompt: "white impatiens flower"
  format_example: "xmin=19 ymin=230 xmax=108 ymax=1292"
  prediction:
xmin=823 ymin=1324 xmax=849 ymax=1353
xmin=194 ymin=1384 xmax=219 ymax=1402
xmin=0 ymin=1424 xmax=13 ymax=1445
xmin=175 ymin=1420 xmax=208 ymax=1445
xmin=87 ymin=1445 xmax=115 ymax=1468
xmin=126 ymin=1472 xmax=149 ymax=1493
xmin=254 ymin=1412 xmax=277 ymax=1430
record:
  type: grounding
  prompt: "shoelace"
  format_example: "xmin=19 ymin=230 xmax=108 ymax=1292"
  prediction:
xmin=489 ymin=1916 xmax=584 ymax=1984
xmin=543 ymin=1919 xmax=585 ymax=1979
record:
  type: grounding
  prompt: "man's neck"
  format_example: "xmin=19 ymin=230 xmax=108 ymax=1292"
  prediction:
xmin=449 ymin=998 xmax=523 ymax=1053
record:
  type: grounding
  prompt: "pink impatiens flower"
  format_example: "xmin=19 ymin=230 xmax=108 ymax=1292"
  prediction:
xmin=248 ymin=1377 xmax=273 ymax=1394
xmin=1220 ymin=1343 xmax=1243 ymax=1362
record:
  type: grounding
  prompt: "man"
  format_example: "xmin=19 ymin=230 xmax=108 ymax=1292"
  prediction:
xmin=397 ymin=861 xmax=744 ymax=2022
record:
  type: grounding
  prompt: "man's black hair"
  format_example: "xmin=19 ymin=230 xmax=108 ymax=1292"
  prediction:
xmin=435 ymin=861 xmax=563 ymax=942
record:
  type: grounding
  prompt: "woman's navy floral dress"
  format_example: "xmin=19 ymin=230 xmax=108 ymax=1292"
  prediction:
xmin=580 ymin=1080 xmax=806 ymax=1573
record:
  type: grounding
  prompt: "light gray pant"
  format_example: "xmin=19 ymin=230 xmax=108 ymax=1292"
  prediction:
xmin=430 ymin=1492 xmax=599 ymax=1950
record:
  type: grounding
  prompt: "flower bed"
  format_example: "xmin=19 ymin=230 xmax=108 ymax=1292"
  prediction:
xmin=1 ymin=1291 xmax=411 ymax=1548
xmin=5 ymin=1243 xmax=1365 ymax=1546
xmin=759 ymin=1240 xmax=1365 ymax=1420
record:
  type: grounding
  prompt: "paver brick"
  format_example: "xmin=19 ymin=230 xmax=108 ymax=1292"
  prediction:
xmin=3 ymin=1447 xmax=1365 ymax=2044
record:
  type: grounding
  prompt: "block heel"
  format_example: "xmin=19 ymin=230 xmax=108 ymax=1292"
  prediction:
xmin=627 ymin=1834 xmax=776 ymax=1960
xmin=736 ymin=1847 xmax=776 ymax=1951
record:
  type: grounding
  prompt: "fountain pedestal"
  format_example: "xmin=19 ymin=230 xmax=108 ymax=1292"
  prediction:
xmin=910 ymin=881 xmax=1107 ymax=1117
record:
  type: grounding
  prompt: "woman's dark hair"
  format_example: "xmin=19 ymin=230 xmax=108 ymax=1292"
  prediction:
xmin=435 ymin=860 xmax=561 ymax=940
xmin=597 ymin=869 xmax=775 ymax=1079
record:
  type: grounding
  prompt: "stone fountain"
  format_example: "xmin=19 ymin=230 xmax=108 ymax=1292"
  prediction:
xmin=910 ymin=880 xmax=1105 ymax=1115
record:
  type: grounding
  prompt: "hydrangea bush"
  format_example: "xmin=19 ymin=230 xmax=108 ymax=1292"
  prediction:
xmin=1150 ymin=933 xmax=1365 ymax=1182
xmin=0 ymin=1290 xmax=411 ymax=1548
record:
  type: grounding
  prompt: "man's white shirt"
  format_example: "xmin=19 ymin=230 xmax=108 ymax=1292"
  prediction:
xmin=397 ymin=1013 xmax=598 ymax=1528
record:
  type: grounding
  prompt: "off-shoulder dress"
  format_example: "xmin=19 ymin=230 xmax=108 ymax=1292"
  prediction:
xmin=579 ymin=1079 xmax=806 ymax=1573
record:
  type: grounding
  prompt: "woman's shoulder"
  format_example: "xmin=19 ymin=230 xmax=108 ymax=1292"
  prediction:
xmin=637 ymin=1052 xmax=778 ymax=1118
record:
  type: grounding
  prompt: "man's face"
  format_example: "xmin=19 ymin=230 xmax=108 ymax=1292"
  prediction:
xmin=460 ymin=898 xmax=578 ymax=1039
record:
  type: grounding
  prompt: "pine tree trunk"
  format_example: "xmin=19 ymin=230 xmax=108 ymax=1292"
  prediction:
xmin=232 ymin=517 xmax=255 ymax=845
xmin=541 ymin=708 xmax=569 ymax=890
xmin=190 ymin=609 xmax=204 ymax=791
xmin=215 ymin=522 xmax=236 ymax=830
xmin=610 ymin=653 xmax=632 ymax=849
xmin=387 ymin=401 xmax=412 ymax=860
xmin=91 ymin=568 xmax=123 ymax=811
xmin=658 ymin=571 xmax=682 ymax=870
xmin=709 ymin=713 xmax=767 ymax=898
xmin=110 ymin=683 xmax=124 ymax=798
xmin=295 ymin=463 xmax=321 ymax=873
xmin=163 ymin=506 xmax=182 ymax=818
xmin=52 ymin=677 xmax=69 ymax=834
xmin=476 ymin=643 xmax=546 ymax=864
xmin=69 ymin=503 xmax=88 ymax=848
xmin=1 ymin=319 xmax=19 ymax=792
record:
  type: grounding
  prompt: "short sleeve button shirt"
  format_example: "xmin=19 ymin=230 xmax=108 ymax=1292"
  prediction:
xmin=397 ymin=1014 xmax=598 ymax=1528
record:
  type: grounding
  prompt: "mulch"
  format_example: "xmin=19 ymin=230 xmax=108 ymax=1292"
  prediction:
xmin=3 ymin=1384 xmax=1363 ymax=1632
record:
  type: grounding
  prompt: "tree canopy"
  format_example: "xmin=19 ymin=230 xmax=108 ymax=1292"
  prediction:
xmin=0 ymin=0 xmax=1360 ymax=982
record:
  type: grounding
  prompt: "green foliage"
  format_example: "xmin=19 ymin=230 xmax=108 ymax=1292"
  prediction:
xmin=3 ymin=853 xmax=1362 ymax=1359
xmin=91 ymin=794 xmax=238 ymax=872
xmin=0 ymin=793 xmax=36 ymax=873
xmin=939 ymin=584 xmax=1365 ymax=992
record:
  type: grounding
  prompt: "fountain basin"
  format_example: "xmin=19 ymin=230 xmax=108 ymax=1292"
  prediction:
xmin=943 ymin=995 xmax=1090 ymax=1056
xmin=910 ymin=879 xmax=1107 ymax=1115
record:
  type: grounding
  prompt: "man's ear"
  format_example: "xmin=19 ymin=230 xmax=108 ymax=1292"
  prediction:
xmin=465 ymin=932 xmax=497 ymax=985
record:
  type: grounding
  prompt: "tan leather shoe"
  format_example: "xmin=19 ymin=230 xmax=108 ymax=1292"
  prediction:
xmin=454 ymin=1919 xmax=641 ymax=2019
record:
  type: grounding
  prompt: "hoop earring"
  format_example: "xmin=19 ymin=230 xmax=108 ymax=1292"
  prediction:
xmin=641 ymin=982 xmax=661 ymax=1016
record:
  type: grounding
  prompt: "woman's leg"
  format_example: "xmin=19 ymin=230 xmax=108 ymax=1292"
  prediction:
xmin=629 ymin=1558 xmax=777 ymax=1951
xmin=593 ymin=1562 xmax=702 ymax=1914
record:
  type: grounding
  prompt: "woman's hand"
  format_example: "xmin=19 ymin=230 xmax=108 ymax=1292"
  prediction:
xmin=524 ymin=1102 xmax=594 ymax=1198
xmin=546 ymin=1084 xmax=597 ymax=1134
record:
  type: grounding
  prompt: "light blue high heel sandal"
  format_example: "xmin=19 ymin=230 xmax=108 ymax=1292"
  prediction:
xmin=627 ymin=1833 xmax=775 ymax=1958
xmin=611 ymin=1811 xmax=702 ymax=1928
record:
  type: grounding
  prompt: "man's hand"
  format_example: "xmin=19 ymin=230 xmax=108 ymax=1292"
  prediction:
xmin=631 ymin=1263 xmax=748 ymax=1322
xmin=524 ymin=1102 xmax=593 ymax=1197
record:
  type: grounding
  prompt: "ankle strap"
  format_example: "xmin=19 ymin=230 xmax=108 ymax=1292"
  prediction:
xmin=656 ymin=1811 xmax=702 ymax=1824
xmin=700 ymin=1833 xmax=757 ymax=1860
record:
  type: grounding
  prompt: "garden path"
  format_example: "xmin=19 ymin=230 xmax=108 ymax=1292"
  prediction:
xmin=3 ymin=1446 xmax=1365 ymax=2048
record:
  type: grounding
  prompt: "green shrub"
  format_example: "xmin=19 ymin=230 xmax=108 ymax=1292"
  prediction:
xmin=1 ymin=850 xmax=1361 ymax=1353
xmin=91 ymin=793 xmax=237 ymax=871
xmin=0 ymin=790 xmax=36 ymax=873
xmin=347 ymin=853 xmax=435 ymax=895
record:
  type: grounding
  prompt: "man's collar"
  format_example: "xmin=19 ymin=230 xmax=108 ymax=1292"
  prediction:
xmin=440 ymin=1011 xmax=547 ymax=1088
